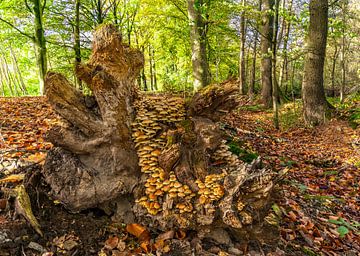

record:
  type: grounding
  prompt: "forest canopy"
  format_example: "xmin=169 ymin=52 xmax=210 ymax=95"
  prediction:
xmin=0 ymin=0 xmax=358 ymax=97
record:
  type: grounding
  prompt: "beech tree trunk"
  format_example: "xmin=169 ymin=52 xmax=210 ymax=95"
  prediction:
xmin=260 ymin=0 xmax=274 ymax=108
xmin=31 ymin=0 xmax=47 ymax=95
xmin=239 ymin=0 xmax=247 ymax=95
xmin=74 ymin=0 xmax=82 ymax=90
xmin=43 ymin=25 xmax=282 ymax=247
xmin=301 ymin=0 xmax=330 ymax=126
xmin=187 ymin=0 xmax=210 ymax=91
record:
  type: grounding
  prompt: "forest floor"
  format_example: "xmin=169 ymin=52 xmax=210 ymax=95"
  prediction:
xmin=0 ymin=96 xmax=359 ymax=256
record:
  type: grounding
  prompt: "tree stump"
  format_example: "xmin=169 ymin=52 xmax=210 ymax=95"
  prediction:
xmin=43 ymin=24 xmax=282 ymax=246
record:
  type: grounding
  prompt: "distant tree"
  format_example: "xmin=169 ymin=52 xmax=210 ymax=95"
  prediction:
xmin=187 ymin=0 xmax=210 ymax=91
xmin=301 ymin=0 xmax=330 ymax=125
xmin=239 ymin=0 xmax=247 ymax=94
xmin=260 ymin=0 xmax=274 ymax=108
xmin=0 ymin=0 xmax=47 ymax=94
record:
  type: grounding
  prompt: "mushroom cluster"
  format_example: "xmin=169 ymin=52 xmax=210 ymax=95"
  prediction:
xmin=195 ymin=173 xmax=226 ymax=204
xmin=132 ymin=96 xmax=245 ymax=217
xmin=132 ymin=95 xmax=190 ymax=215
xmin=213 ymin=140 xmax=243 ymax=168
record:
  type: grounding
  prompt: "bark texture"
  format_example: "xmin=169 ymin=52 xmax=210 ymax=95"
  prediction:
xmin=43 ymin=24 xmax=282 ymax=245
xmin=187 ymin=0 xmax=210 ymax=91
xmin=301 ymin=0 xmax=330 ymax=126
xmin=31 ymin=0 xmax=47 ymax=95
xmin=239 ymin=0 xmax=247 ymax=95
xmin=260 ymin=0 xmax=274 ymax=108
xmin=43 ymin=24 xmax=143 ymax=212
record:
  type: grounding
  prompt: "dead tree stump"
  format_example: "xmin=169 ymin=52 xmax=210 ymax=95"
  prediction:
xmin=43 ymin=24 xmax=282 ymax=245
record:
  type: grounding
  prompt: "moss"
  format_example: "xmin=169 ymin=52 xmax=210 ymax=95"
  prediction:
xmin=180 ymin=119 xmax=193 ymax=133
xmin=227 ymin=140 xmax=258 ymax=163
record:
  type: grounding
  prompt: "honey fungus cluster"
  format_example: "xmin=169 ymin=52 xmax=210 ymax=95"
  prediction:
xmin=132 ymin=95 xmax=236 ymax=216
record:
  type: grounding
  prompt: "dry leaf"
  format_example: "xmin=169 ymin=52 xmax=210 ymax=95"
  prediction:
xmin=0 ymin=174 xmax=25 ymax=184
xmin=104 ymin=236 xmax=119 ymax=250
xmin=175 ymin=229 xmax=186 ymax=240
xmin=126 ymin=223 xmax=150 ymax=241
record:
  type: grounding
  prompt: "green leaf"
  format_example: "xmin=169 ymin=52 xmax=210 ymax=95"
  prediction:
xmin=272 ymin=203 xmax=282 ymax=217
xmin=337 ymin=226 xmax=349 ymax=238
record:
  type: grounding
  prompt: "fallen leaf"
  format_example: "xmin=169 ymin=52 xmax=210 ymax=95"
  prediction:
xmin=104 ymin=236 xmax=119 ymax=250
xmin=126 ymin=223 xmax=150 ymax=241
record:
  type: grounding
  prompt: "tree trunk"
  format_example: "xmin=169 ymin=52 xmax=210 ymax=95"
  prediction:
xmin=331 ymin=45 xmax=339 ymax=97
xmin=152 ymin=47 xmax=158 ymax=91
xmin=278 ymin=0 xmax=292 ymax=94
xmin=249 ymin=0 xmax=262 ymax=100
xmin=340 ymin=2 xmax=347 ymax=103
xmin=239 ymin=0 xmax=247 ymax=95
xmin=272 ymin=0 xmax=280 ymax=129
xmin=260 ymin=0 xmax=274 ymax=108
xmin=74 ymin=0 xmax=82 ymax=90
xmin=32 ymin=0 xmax=47 ymax=95
xmin=187 ymin=0 xmax=210 ymax=91
xmin=301 ymin=0 xmax=330 ymax=126
xmin=43 ymin=25 xmax=282 ymax=248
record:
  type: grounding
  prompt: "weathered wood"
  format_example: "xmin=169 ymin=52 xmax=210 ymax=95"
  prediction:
xmin=43 ymin=24 xmax=282 ymax=247
xmin=43 ymin=24 xmax=142 ymax=213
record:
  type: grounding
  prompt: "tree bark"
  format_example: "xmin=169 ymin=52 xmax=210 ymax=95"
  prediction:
xmin=31 ymin=0 xmax=47 ymax=95
xmin=331 ymin=45 xmax=339 ymax=97
xmin=43 ymin=25 xmax=282 ymax=247
xmin=74 ymin=0 xmax=82 ymax=90
xmin=239 ymin=0 xmax=247 ymax=94
xmin=272 ymin=0 xmax=280 ymax=129
xmin=301 ymin=0 xmax=330 ymax=126
xmin=187 ymin=0 xmax=210 ymax=91
xmin=340 ymin=1 xmax=347 ymax=103
xmin=278 ymin=0 xmax=292 ymax=94
xmin=260 ymin=0 xmax=274 ymax=108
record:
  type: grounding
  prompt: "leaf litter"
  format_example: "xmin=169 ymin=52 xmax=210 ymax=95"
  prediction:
xmin=0 ymin=96 xmax=359 ymax=255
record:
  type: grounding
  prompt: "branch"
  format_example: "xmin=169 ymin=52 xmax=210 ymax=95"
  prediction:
xmin=169 ymin=0 xmax=188 ymax=19
xmin=0 ymin=17 xmax=35 ymax=41
xmin=42 ymin=0 xmax=47 ymax=14
xmin=24 ymin=0 xmax=33 ymax=14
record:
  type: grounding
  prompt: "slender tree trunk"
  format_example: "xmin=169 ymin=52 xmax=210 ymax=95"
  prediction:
xmin=187 ymin=0 xmax=210 ymax=91
xmin=152 ymin=47 xmax=158 ymax=91
xmin=278 ymin=0 xmax=292 ymax=94
xmin=272 ymin=0 xmax=280 ymax=129
xmin=340 ymin=2 xmax=347 ymax=103
xmin=260 ymin=0 xmax=274 ymax=108
xmin=239 ymin=0 xmax=246 ymax=94
xmin=9 ymin=46 xmax=27 ymax=94
xmin=112 ymin=0 xmax=119 ymax=25
xmin=249 ymin=36 xmax=257 ymax=100
xmin=331 ymin=45 xmax=339 ymax=97
xmin=0 ymin=56 xmax=14 ymax=96
xmin=249 ymin=0 xmax=262 ymax=100
xmin=74 ymin=0 xmax=82 ymax=90
xmin=301 ymin=0 xmax=330 ymax=126
xmin=31 ymin=0 xmax=47 ymax=95
xmin=96 ymin=0 xmax=104 ymax=24
xmin=149 ymin=45 xmax=154 ymax=91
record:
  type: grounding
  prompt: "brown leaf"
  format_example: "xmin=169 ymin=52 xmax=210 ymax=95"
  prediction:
xmin=287 ymin=211 xmax=297 ymax=222
xmin=126 ymin=223 xmax=150 ymax=241
xmin=0 ymin=174 xmax=25 ymax=184
xmin=0 ymin=199 xmax=7 ymax=210
xmin=175 ymin=229 xmax=186 ymax=240
xmin=140 ymin=241 xmax=152 ymax=253
xmin=116 ymin=240 xmax=126 ymax=251
xmin=104 ymin=236 xmax=119 ymax=250
xmin=156 ymin=230 xmax=175 ymax=242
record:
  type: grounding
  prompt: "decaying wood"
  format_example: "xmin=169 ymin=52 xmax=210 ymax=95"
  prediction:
xmin=43 ymin=24 xmax=282 ymax=246
xmin=43 ymin=24 xmax=142 ymax=213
